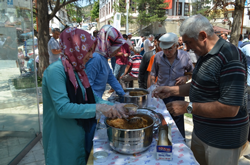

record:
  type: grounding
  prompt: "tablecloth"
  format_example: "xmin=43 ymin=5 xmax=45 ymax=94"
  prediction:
xmin=93 ymin=91 xmax=199 ymax=165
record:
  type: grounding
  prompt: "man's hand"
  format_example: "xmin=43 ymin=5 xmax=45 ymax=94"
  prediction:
xmin=178 ymin=46 xmax=183 ymax=50
xmin=152 ymin=86 xmax=171 ymax=99
xmin=166 ymin=101 xmax=188 ymax=116
xmin=175 ymin=76 xmax=187 ymax=85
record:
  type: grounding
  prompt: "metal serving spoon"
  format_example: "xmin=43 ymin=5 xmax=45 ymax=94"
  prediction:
xmin=124 ymin=116 xmax=142 ymax=124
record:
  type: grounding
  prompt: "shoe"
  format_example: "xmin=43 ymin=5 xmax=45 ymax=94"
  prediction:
xmin=244 ymin=154 xmax=250 ymax=160
xmin=108 ymin=89 xmax=115 ymax=93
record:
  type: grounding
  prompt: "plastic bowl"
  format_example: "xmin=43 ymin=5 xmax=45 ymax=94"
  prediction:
xmin=123 ymin=103 xmax=139 ymax=113
xmin=93 ymin=151 xmax=108 ymax=163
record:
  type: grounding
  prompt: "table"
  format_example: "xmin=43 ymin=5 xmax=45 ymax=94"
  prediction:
xmin=92 ymin=93 xmax=199 ymax=165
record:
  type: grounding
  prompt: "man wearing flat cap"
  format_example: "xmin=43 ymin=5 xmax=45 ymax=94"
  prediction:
xmin=150 ymin=32 xmax=193 ymax=138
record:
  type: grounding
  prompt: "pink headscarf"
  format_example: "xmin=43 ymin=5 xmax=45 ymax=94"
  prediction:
xmin=95 ymin=25 xmax=126 ymax=58
xmin=59 ymin=27 xmax=97 ymax=95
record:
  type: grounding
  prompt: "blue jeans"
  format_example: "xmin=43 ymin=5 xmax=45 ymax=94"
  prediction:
xmin=163 ymin=96 xmax=185 ymax=139
xmin=111 ymin=57 xmax=116 ymax=72
xmin=113 ymin=63 xmax=126 ymax=79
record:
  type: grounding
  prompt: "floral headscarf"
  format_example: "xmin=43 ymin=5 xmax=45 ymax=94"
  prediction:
xmin=59 ymin=27 xmax=97 ymax=96
xmin=95 ymin=25 xmax=126 ymax=58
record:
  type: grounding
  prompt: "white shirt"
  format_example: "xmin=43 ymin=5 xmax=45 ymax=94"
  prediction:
xmin=127 ymin=39 xmax=132 ymax=46
xmin=136 ymin=38 xmax=143 ymax=47
xmin=144 ymin=39 xmax=152 ymax=53
xmin=239 ymin=42 xmax=250 ymax=86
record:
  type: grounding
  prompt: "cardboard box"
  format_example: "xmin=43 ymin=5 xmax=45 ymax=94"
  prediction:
xmin=156 ymin=125 xmax=172 ymax=160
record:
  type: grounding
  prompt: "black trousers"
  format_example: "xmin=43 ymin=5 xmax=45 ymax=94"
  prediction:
xmin=163 ymin=96 xmax=185 ymax=139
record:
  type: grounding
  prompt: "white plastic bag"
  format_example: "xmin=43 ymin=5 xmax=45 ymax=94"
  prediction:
xmin=147 ymin=84 xmax=166 ymax=110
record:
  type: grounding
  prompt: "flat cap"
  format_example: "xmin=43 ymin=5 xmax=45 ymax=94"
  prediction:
xmin=159 ymin=32 xmax=178 ymax=49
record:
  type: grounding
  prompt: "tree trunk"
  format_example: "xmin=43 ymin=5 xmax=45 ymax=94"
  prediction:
xmin=139 ymin=24 xmax=142 ymax=36
xmin=37 ymin=0 xmax=50 ymax=78
xmin=230 ymin=0 xmax=245 ymax=46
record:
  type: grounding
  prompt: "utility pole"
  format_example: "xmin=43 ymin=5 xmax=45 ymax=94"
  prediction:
xmin=126 ymin=0 xmax=129 ymax=34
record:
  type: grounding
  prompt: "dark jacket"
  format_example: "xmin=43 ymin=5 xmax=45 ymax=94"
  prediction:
xmin=138 ymin=50 xmax=154 ymax=89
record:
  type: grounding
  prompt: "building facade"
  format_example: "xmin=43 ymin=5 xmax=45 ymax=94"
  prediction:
xmin=48 ymin=7 xmax=71 ymax=31
xmin=98 ymin=0 xmax=250 ymax=37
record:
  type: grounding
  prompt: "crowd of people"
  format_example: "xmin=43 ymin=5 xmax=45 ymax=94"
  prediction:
xmin=41 ymin=14 xmax=250 ymax=165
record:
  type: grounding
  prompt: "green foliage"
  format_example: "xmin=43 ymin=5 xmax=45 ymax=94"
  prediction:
xmin=65 ymin=2 xmax=85 ymax=22
xmin=191 ymin=0 xmax=213 ymax=19
xmin=136 ymin=0 xmax=167 ymax=26
xmin=190 ymin=0 xmax=235 ymax=20
xmin=184 ymin=113 xmax=193 ymax=118
xmin=91 ymin=0 xmax=99 ymax=22
xmin=76 ymin=17 xmax=82 ymax=23
xmin=13 ymin=76 xmax=42 ymax=90
xmin=112 ymin=0 xmax=135 ymax=27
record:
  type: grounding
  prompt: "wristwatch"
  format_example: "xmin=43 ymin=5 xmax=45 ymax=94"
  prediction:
xmin=187 ymin=102 xmax=193 ymax=114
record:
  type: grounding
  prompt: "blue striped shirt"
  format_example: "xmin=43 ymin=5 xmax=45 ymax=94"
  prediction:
xmin=190 ymin=38 xmax=249 ymax=149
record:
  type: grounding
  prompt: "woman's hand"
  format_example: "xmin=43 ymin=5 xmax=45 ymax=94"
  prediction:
xmin=114 ymin=103 xmax=130 ymax=118
xmin=96 ymin=104 xmax=122 ymax=119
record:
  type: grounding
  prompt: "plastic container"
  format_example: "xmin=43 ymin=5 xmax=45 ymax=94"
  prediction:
xmin=93 ymin=151 xmax=108 ymax=163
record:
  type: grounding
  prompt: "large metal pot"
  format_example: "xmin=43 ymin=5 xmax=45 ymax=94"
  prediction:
xmin=105 ymin=113 xmax=155 ymax=154
xmin=137 ymin=108 xmax=162 ymax=134
xmin=119 ymin=88 xmax=149 ymax=108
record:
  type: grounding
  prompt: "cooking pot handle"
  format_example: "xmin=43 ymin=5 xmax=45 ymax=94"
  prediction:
xmin=156 ymin=113 xmax=167 ymax=126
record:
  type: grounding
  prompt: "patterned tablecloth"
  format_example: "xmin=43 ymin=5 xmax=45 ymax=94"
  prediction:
xmin=93 ymin=90 xmax=199 ymax=165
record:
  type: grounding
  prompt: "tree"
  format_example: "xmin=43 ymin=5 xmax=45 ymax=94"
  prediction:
xmin=91 ymin=0 xmax=99 ymax=22
xmin=191 ymin=0 xmax=245 ymax=46
xmin=65 ymin=2 xmax=84 ymax=25
xmin=111 ymin=0 xmax=135 ymax=31
xmin=35 ymin=0 xmax=86 ymax=77
xmin=136 ymin=0 xmax=167 ymax=35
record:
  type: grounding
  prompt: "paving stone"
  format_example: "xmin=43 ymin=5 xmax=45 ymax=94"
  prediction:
xmin=0 ymin=138 xmax=8 ymax=148
xmin=32 ymin=149 xmax=44 ymax=162
xmin=0 ymin=147 xmax=8 ymax=159
xmin=18 ymin=137 xmax=32 ymax=145
xmin=8 ymin=144 xmax=26 ymax=157
xmin=30 ymin=142 xmax=43 ymax=152
xmin=7 ymin=137 xmax=19 ymax=146
xmin=0 ymin=156 xmax=14 ymax=165
xmin=17 ymin=153 xmax=36 ymax=165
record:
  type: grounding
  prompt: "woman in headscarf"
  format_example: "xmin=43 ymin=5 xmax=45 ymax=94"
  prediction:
xmin=42 ymin=27 xmax=127 ymax=165
xmin=85 ymin=25 xmax=127 ymax=98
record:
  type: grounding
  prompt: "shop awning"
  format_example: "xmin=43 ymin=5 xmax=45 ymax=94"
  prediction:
xmin=213 ymin=26 xmax=231 ymax=33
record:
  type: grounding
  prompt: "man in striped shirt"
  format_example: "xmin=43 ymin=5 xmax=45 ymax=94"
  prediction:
xmin=120 ymin=47 xmax=142 ymax=89
xmin=152 ymin=14 xmax=249 ymax=165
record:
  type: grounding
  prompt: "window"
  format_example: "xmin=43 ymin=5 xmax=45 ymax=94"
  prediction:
xmin=106 ymin=4 xmax=108 ymax=15
xmin=109 ymin=2 xmax=110 ymax=14
xmin=166 ymin=9 xmax=169 ymax=15
xmin=130 ymin=0 xmax=135 ymax=12
xmin=184 ymin=3 xmax=189 ymax=16
xmin=176 ymin=2 xmax=182 ymax=15
xmin=111 ymin=0 xmax=113 ymax=12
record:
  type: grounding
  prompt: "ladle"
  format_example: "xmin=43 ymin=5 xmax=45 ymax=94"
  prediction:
xmin=124 ymin=116 xmax=142 ymax=124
